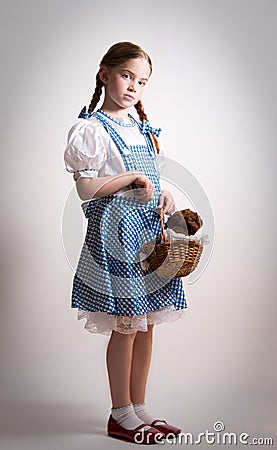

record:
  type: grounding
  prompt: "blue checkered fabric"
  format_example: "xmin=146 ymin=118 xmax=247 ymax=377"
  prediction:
xmin=71 ymin=111 xmax=187 ymax=316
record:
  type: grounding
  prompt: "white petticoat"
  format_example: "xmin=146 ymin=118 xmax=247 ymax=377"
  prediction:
xmin=77 ymin=304 xmax=186 ymax=335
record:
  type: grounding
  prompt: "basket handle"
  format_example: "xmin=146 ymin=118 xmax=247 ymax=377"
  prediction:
xmin=159 ymin=207 xmax=167 ymax=243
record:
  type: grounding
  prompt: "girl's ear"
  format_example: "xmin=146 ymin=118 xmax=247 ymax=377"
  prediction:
xmin=98 ymin=66 xmax=109 ymax=84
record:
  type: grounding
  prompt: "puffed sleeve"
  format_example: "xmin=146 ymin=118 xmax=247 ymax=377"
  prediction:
xmin=64 ymin=119 xmax=108 ymax=178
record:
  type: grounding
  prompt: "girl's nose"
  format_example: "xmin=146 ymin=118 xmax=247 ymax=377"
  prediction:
xmin=128 ymin=82 xmax=136 ymax=92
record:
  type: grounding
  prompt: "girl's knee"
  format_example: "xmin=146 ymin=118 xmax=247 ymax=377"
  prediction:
xmin=136 ymin=324 xmax=154 ymax=338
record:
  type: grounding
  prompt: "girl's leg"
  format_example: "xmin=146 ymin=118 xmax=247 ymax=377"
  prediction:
xmin=130 ymin=324 xmax=154 ymax=404
xmin=106 ymin=329 xmax=152 ymax=431
xmin=106 ymin=329 xmax=137 ymax=408
xmin=129 ymin=324 xmax=167 ymax=426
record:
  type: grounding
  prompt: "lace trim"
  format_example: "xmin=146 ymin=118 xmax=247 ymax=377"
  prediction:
xmin=77 ymin=304 xmax=186 ymax=335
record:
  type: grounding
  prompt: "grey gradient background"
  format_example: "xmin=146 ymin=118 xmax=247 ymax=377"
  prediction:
xmin=0 ymin=0 xmax=276 ymax=449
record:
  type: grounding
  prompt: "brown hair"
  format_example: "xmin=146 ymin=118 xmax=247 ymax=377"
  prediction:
xmin=87 ymin=41 xmax=160 ymax=154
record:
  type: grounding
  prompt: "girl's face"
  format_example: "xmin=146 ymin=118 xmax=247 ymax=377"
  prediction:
xmin=99 ymin=58 xmax=151 ymax=115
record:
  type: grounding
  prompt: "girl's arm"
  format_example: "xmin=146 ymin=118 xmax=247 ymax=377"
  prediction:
xmin=74 ymin=171 xmax=155 ymax=202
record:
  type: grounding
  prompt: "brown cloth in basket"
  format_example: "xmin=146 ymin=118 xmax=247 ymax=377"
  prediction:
xmin=141 ymin=208 xmax=204 ymax=276
xmin=154 ymin=209 xmax=203 ymax=245
xmin=140 ymin=208 xmax=203 ymax=257
xmin=167 ymin=209 xmax=203 ymax=235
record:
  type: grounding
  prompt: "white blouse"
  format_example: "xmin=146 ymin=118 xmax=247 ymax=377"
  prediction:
xmin=64 ymin=115 xmax=166 ymax=195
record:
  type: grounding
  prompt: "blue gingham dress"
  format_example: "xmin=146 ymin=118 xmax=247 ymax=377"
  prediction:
xmin=67 ymin=110 xmax=187 ymax=335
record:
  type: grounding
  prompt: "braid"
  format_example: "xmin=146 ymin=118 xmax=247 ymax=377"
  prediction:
xmin=135 ymin=100 xmax=160 ymax=154
xmin=135 ymin=99 xmax=148 ymax=122
xmin=88 ymin=72 xmax=103 ymax=114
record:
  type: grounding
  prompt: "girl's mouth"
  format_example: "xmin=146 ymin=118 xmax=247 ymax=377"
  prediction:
xmin=124 ymin=94 xmax=135 ymax=100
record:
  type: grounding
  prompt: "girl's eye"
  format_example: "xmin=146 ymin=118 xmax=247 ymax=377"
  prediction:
xmin=122 ymin=73 xmax=130 ymax=79
xmin=138 ymin=81 xmax=146 ymax=86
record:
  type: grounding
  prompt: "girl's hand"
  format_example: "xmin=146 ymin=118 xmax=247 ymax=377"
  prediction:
xmin=158 ymin=190 xmax=176 ymax=215
xmin=133 ymin=172 xmax=155 ymax=204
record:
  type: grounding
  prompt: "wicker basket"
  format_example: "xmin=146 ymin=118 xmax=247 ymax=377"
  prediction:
xmin=146 ymin=208 xmax=204 ymax=278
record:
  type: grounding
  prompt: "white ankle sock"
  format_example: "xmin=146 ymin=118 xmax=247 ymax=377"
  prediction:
xmin=133 ymin=402 xmax=165 ymax=426
xmin=111 ymin=403 xmax=151 ymax=431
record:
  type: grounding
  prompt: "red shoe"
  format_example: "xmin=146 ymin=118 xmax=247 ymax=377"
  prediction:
xmin=107 ymin=415 xmax=165 ymax=444
xmin=150 ymin=419 xmax=182 ymax=437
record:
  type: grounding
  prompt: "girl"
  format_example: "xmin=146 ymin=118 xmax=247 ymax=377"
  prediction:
xmin=64 ymin=42 xmax=186 ymax=444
